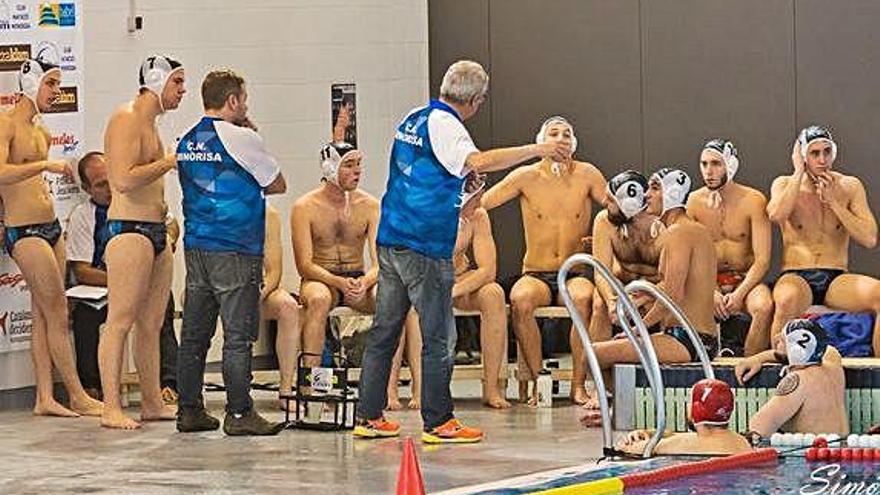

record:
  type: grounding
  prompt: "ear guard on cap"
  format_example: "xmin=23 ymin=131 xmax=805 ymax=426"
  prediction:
xmin=651 ymin=167 xmax=691 ymax=215
xmin=703 ymin=138 xmax=739 ymax=182
xmin=535 ymin=116 xmax=578 ymax=155
xmin=798 ymin=125 xmax=837 ymax=163
xmin=783 ymin=318 xmax=828 ymax=367
xmin=18 ymin=59 xmax=59 ymax=109
xmin=690 ymin=378 xmax=734 ymax=426
xmin=319 ymin=142 xmax=360 ymax=186
xmin=138 ymin=55 xmax=183 ymax=112
xmin=608 ymin=170 xmax=648 ymax=219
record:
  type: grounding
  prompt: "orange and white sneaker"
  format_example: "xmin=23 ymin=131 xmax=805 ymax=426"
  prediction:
xmin=353 ymin=417 xmax=401 ymax=439
xmin=422 ymin=418 xmax=483 ymax=444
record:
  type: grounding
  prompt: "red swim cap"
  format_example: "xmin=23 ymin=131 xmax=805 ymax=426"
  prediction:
xmin=691 ymin=378 xmax=734 ymax=426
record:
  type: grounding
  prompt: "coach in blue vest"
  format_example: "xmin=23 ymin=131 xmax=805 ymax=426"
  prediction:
xmin=355 ymin=60 xmax=571 ymax=443
xmin=175 ymin=69 xmax=287 ymax=436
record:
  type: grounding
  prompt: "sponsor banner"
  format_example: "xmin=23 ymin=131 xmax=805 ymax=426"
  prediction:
xmin=0 ymin=2 xmax=35 ymax=31
xmin=0 ymin=43 xmax=30 ymax=71
xmin=0 ymin=0 xmax=83 ymax=353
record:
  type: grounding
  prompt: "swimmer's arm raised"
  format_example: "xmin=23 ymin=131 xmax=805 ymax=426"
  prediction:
xmin=748 ymin=374 xmax=806 ymax=437
xmin=452 ymin=209 xmax=496 ymax=298
xmin=481 ymin=167 xmax=526 ymax=210
xmin=827 ymin=177 xmax=877 ymax=248
xmin=290 ymin=201 xmax=345 ymax=290
xmin=106 ymin=117 xmax=173 ymax=194
xmin=262 ymin=207 xmax=283 ymax=296
xmin=767 ymin=174 xmax=803 ymax=224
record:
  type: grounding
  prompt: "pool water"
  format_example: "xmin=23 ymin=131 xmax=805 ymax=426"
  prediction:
xmin=463 ymin=456 xmax=880 ymax=495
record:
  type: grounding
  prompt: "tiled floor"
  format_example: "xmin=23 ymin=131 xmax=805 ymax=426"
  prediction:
xmin=0 ymin=384 xmax=604 ymax=494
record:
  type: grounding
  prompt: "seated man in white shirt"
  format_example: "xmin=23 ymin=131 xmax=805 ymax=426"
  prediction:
xmin=67 ymin=151 xmax=179 ymax=402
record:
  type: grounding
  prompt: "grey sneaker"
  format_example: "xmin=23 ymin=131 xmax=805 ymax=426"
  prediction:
xmin=177 ymin=408 xmax=220 ymax=433
xmin=223 ymin=410 xmax=285 ymax=436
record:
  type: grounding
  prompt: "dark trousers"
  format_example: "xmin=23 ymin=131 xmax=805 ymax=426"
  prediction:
xmin=357 ymin=246 xmax=456 ymax=430
xmin=177 ymin=250 xmax=262 ymax=415
xmin=71 ymin=293 xmax=179 ymax=391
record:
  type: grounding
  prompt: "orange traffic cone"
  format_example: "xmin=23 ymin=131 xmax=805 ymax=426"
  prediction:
xmin=396 ymin=437 xmax=426 ymax=495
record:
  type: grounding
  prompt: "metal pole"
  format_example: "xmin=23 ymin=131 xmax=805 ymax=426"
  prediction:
xmin=557 ymin=254 xmax=666 ymax=457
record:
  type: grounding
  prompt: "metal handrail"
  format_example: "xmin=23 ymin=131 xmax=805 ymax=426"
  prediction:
xmin=623 ymin=280 xmax=715 ymax=380
xmin=558 ymin=254 xmax=666 ymax=458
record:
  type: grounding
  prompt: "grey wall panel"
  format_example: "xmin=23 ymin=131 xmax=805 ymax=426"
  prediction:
xmin=641 ymin=0 xmax=796 ymax=278
xmin=428 ymin=0 xmax=492 ymax=148
xmin=641 ymin=0 xmax=795 ymax=189
xmin=487 ymin=0 xmax=643 ymax=278
xmin=796 ymin=0 xmax=880 ymax=275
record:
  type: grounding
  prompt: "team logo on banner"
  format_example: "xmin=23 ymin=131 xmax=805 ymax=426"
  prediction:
xmin=34 ymin=40 xmax=76 ymax=71
xmin=37 ymin=2 xmax=74 ymax=27
xmin=0 ymin=43 xmax=30 ymax=71
xmin=0 ymin=2 xmax=33 ymax=30
xmin=44 ymin=85 xmax=77 ymax=113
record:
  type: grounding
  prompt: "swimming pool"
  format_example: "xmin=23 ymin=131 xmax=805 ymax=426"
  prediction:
xmin=436 ymin=452 xmax=880 ymax=495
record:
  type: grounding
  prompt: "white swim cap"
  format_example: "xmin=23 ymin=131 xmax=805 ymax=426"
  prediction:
xmin=784 ymin=318 xmax=828 ymax=368
xmin=798 ymin=125 xmax=837 ymax=164
xmin=18 ymin=58 xmax=60 ymax=110
xmin=702 ymin=138 xmax=739 ymax=184
xmin=535 ymin=115 xmax=578 ymax=155
xmin=608 ymin=170 xmax=649 ymax=220
xmin=319 ymin=141 xmax=362 ymax=186
xmin=650 ymin=167 xmax=691 ymax=215
xmin=138 ymin=55 xmax=183 ymax=111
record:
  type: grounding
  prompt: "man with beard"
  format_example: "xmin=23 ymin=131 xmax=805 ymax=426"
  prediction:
xmin=582 ymin=168 xmax=717 ymax=411
xmin=687 ymin=139 xmax=774 ymax=356
xmin=590 ymin=170 xmax=661 ymax=343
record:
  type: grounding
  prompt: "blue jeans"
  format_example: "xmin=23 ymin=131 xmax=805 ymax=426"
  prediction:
xmin=177 ymin=250 xmax=262 ymax=414
xmin=357 ymin=246 xmax=456 ymax=430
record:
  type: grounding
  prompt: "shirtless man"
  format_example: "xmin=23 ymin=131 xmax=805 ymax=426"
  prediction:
xmin=767 ymin=125 xmax=879 ymax=354
xmin=590 ymin=170 xmax=661 ymax=343
xmin=482 ymin=116 xmax=606 ymax=405
xmin=99 ymin=55 xmax=184 ymax=429
xmin=584 ymin=168 xmax=718 ymax=412
xmin=737 ymin=319 xmax=848 ymax=438
xmin=261 ymin=204 xmax=301 ymax=410
xmin=0 ymin=59 xmax=102 ymax=417
xmin=687 ymin=139 xmax=774 ymax=356
xmin=612 ymin=379 xmax=750 ymax=456
xmin=292 ymin=142 xmax=380 ymax=368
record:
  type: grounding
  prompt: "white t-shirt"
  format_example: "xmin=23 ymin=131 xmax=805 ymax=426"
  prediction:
xmin=66 ymin=200 xmax=100 ymax=264
xmin=213 ymin=120 xmax=281 ymax=187
xmin=427 ymin=110 xmax=479 ymax=179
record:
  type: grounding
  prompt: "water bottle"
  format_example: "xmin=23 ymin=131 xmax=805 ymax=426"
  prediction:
xmin=536 ymin=369 xmax=553 ymax=408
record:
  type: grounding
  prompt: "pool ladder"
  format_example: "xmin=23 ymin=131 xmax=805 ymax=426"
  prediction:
xmin=557 ymin=254 xmax=715 ymax=458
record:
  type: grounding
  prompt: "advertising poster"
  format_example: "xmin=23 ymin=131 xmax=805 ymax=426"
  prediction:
xmin=331 ymin=82 xmax=356 ymax=147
